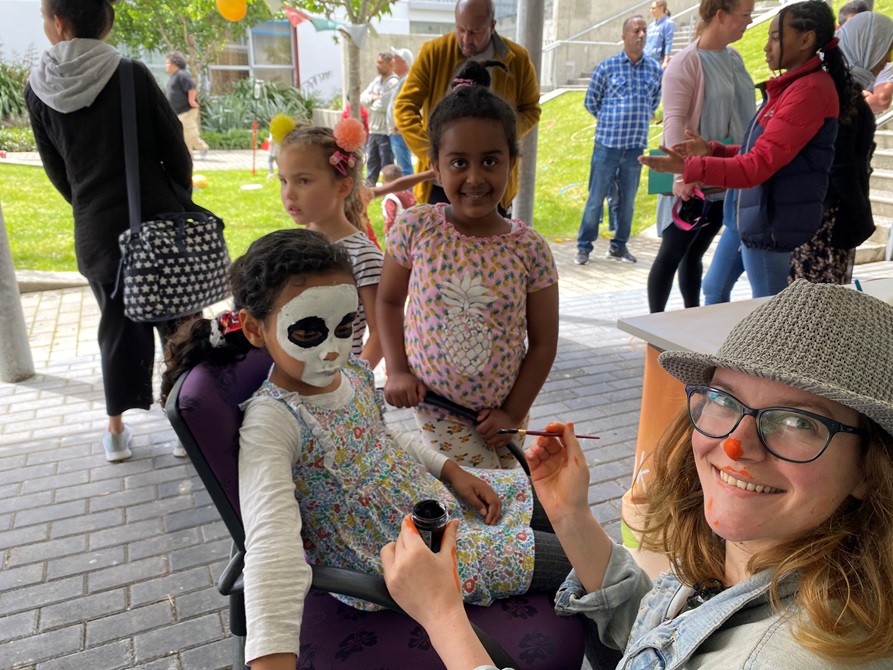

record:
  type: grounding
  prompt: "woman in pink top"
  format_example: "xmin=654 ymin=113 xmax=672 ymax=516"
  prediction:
xmin=646 ymin=0 xmax=756 ymax=313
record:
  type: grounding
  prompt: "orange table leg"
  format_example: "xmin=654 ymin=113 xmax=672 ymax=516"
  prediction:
xmin=621 ymin=344 xmax=686 ymax=576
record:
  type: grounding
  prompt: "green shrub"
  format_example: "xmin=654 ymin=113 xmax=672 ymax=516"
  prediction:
xmin=0 ymin=126 xmax=36 ymax=151
xmin=202 ymin=128 xmax=264 ymax=150
xmin=0 ymin=61 xmax=29 ymax=123
xmin=201 ymin=80 xmax=316 ymax=134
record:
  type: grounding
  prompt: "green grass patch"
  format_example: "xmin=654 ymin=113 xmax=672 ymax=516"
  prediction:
xmin=533 ymin=91 xmax=663 ymax=244
xmin=1 ymin=164 xmax=296 ymax=271
xmin=3 ymin=89 xmax=663 ymax=272
xmin=8 ymin=0 xmax=885 ymax=279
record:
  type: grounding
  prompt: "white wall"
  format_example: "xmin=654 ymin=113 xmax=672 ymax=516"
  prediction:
xmin=0 ymin=0 xmax=45 ymax=62
xmin=295 ymin=23 xmax=343 ymax=104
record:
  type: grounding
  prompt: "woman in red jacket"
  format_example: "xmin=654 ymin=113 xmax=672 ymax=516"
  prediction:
xmin=642 ymin=0 xmax=858 ymax=298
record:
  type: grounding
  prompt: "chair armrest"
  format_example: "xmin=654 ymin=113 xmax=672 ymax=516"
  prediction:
xmin=311 ymin=565 xmax=398 ymax=610
xmin=218 ymin=549 xmax=244 ymax=596
xmin=422 ymin=390 xmax=530 ymax=476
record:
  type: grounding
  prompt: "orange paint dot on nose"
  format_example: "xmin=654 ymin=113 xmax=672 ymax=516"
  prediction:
xmin=723 ymin=438 xmax=743 ymax=461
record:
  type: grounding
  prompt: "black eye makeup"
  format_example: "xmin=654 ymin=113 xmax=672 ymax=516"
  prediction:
xmin=334 ymin=313 xmax=357 ymax=339
xmin=287 ymin=316 xmax=328 ymax=349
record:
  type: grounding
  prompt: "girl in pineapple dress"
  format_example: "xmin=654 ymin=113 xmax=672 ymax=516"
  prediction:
xmin=161 ymin=228 xmax=571 ymax=669
xmin=379 ymin=61 xmax=559 ymax=469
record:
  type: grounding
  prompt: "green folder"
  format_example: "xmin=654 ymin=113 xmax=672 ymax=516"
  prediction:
xmin=646 ymin=138 xmax=734 ymax=196
xmin=646 ymin=149 xmax=674 ymax=196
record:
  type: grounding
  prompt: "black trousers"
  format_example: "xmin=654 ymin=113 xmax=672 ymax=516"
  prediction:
xmin=88 ymin=280 xmax=185 ymax=416
xmin=647 ymin=199 xmax=724 ymax=313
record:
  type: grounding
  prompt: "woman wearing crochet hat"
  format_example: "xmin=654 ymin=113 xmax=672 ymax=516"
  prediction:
xmin=381 ymin=280 xmax=893 ymax=669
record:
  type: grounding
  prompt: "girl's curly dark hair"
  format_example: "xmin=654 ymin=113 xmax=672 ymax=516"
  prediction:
xmin=160 ymin=229 xmax=353 ymax=404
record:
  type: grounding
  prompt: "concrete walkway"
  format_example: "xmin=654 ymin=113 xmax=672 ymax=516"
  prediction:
xmin=3 ymin=149 xmax=893 ymax=668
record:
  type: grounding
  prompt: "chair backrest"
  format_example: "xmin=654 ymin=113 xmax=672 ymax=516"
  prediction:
xmin=165 ymin=348 xmax=273 ymax=553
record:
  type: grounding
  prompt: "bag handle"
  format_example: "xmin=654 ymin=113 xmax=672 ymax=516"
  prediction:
xmin=119 ymin=59 xmax=142 ymax=236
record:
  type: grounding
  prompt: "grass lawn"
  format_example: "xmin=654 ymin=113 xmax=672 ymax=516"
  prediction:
xmin=1 ymin=91 xmax=663 ymax=272
xmin=4 ymin=0 xmax=884 ymax=272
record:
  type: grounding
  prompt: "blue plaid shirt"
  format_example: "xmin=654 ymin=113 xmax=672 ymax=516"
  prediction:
xmin=586 ymin=51 xmax=662 ymax=150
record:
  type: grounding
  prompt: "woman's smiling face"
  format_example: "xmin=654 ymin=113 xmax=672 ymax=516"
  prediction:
xmin=692 ymin=368 xmax=868 ymax=555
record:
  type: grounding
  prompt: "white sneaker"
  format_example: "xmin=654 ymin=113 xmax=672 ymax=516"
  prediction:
xmin=102 ymin=425 xmax=133 ymax=462
xmin=172 ymin=440 xmax=188 ymax=458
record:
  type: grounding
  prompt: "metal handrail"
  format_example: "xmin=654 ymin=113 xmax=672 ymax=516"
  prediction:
xmin=543 ymin=1 xmax=702 ymax=53
xmin=543 ymin=0 xmax=651 ymax=53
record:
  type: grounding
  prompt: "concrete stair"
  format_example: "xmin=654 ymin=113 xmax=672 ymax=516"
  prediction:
xmin=860 ymin=129 xmax=893 ymax=263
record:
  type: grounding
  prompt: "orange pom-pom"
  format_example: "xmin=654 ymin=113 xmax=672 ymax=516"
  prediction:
xmin=333 ymin=117 xmax=367 ymax=153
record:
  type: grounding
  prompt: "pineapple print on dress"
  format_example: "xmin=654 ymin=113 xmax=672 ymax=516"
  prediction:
xmin=441 ymin=271 xmax=498 ymax=376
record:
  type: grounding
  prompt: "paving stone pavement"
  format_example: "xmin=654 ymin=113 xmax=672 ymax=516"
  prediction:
xmin=3 ymin=159 xmax=893 ymax=668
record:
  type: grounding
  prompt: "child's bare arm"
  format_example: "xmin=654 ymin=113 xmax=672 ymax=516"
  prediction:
xmin=369 ymin=169 xmax=435 ymax=198
xmin=377 ymin=254 xmax=425 ymax=406
xmin=476 ymin=283 xmax=559 ymax=445
xmin=358 ymin=284 xmax=383 ymax=370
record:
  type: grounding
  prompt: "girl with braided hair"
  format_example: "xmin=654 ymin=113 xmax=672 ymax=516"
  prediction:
xmin=642 ymin=0 xmax=857 ymax=299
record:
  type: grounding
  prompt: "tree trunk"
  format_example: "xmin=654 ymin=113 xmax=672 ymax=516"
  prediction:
xmin=347 ymin=38 xmax=361 ymax=122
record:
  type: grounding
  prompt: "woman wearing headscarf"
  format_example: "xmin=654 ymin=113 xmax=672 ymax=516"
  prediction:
xmin=790 ymin=11 xmax=893 ymax=285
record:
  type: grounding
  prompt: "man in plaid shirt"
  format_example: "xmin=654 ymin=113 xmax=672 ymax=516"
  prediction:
xmin=575 ymin=15 xmax=662 ymax=265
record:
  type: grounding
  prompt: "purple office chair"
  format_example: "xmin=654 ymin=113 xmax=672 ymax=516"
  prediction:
xmin=166 ymin=349 xmax=597 ymax=670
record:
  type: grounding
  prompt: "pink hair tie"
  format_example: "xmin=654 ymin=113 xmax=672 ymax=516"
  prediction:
xmin=452 ymin=77 xmax=474 ymax=89
xmin=329 ymin=150 xmax=357 ymax=177
xmin=821 ymin=36 xmax=839 ymax=52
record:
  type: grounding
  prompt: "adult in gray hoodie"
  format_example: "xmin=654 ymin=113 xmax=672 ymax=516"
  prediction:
xmin=26 ymin=0 xmax=194 ymax=462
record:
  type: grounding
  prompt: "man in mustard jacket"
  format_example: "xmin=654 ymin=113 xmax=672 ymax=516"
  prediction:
xmin=394 ymin=0 xmax=541 ymax=213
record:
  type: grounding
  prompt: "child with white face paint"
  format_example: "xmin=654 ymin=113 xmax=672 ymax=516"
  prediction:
xmin=161 ymin=229 xmax=572 ymax=670
xmin=270 ymin=114 xmax=385 ymax=370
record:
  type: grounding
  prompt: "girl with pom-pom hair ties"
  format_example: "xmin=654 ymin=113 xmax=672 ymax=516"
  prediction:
xmin=270 ymin=114 xmax=384 ymax=369
xmin=378 ymin=60 xmax=560 ymax=470
xmin=160 ymin=229 xmax=572 ymax=670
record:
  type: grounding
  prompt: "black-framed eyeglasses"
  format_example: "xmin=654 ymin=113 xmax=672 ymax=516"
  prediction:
xmin=685 ymin=386 xmax=865 ymax=464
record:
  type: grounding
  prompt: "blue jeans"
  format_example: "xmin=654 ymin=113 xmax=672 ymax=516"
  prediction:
xmin=702 ymin=191 xmax=745 ymax=305
xmin=365 ymin=133 xmax=393 ymax=186
xmin=741 ymin=246 xmax=792 ymax=298
xmin=390 ymin=133 xmax=413 ymax=176
xmin=577 ymin=143 xmax=643 ymax=253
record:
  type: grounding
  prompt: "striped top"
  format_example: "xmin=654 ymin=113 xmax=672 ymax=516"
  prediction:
xmin=336 ymin=231 xmax=383 ymax=354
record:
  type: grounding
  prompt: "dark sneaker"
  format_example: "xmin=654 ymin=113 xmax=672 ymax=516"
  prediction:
xmin=606 ymin=246 xmax=637 ymax=263
xmin=574 ymin=251 xmax=590 ymax=265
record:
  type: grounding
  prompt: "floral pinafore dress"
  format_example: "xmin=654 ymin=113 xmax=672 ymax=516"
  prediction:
xmin=249 ymin=359 xmax=536 ymax=609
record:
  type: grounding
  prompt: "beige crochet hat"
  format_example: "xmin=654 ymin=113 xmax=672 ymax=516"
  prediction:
xmin=658 ymin=280 xmax=893 ymax=437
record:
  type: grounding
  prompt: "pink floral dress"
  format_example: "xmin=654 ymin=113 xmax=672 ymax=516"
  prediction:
xmin=388 ymin=203 xmax=559 ymax=467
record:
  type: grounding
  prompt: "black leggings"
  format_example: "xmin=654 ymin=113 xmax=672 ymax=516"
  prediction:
xmin=89 ymin=280 xmax=188 ymax=416
xmin=647 ymin=199 xmax=724 ymax=313
xmin=529 ymin=493 xmax=573 ymax=594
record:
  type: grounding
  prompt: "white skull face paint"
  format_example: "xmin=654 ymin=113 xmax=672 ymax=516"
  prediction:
xmin=275 ymin=284 xmax=358 ymax=388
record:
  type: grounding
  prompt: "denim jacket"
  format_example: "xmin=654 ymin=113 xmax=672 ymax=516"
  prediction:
xmin=475 ymin=544 xmax=890 ymax=670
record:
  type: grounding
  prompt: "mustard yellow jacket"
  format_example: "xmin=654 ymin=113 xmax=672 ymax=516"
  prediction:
xmin=394 ymin=32 xmax=541 ymax=209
